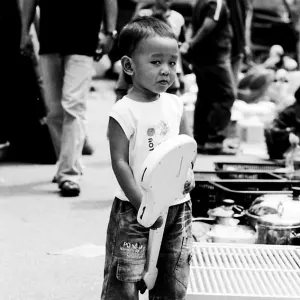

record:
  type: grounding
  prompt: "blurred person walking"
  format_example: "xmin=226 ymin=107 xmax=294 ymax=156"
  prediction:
xmin=0 ymin=0 xmax=22 ymax=155
xmin=21 ymin=0 xmax=117 ymax=196
xmin=104 ymin=0 xmax=137 ymax=79
xmin=226 ymin=0 xmax=253 ymax=84
xmin=180 ymin=0 xmax=237 ymax=155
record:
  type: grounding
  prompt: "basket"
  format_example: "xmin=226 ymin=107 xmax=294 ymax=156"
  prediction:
xmin=190 ymin=171 xmax=299 ymax=217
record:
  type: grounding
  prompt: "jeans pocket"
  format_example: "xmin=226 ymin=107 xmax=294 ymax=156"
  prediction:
xmin=118 ymin=200 xmax=135 ymax=216
xmin=116 ymin=259 xmax=146 ymax=283
xmin=174 ymin=236 xmax=193 ymax=289
xmin=186 ymin=200 xmax=192 ymax=212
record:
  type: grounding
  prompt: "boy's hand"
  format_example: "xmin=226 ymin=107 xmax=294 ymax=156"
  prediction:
xmin=183 ymin=168 xmax=195 ymax=194
xmin=150 ymin=215 xmax=164 ymax=230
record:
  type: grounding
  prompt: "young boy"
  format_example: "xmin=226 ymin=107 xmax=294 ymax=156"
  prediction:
xmin=101 ymin=16 xmax=195 ymax=300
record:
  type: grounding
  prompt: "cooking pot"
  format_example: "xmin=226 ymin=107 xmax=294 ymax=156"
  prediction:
xmin=256 ymin=214 xmax=300 ymax=245
xmin=208 ymin=199 xmax=244 ymax=226
xmin=246 ymin=187 xmax=300 ymax=229
xmin=246 ymin=187 xmax=300 ymax=245
xmin=207 ymin=199 xmax=256 ymax=243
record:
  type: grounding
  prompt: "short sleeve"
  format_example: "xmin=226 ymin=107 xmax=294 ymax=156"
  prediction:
xmin=110 ymin=100 xmax=135 ymax=139
xmin=163 ymin=93 xmax=184 ymax=124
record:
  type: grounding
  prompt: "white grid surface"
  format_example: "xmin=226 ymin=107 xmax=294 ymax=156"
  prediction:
xmin=188 ymin=243 xmax=300 ymax=300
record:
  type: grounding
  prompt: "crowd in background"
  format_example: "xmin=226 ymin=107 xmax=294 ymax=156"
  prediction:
xmin=1 ymin=0 xmax=300 ymax=194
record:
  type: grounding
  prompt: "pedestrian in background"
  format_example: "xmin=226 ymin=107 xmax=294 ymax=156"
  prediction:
xmin=102 ymin=16 xmax=195 ymax=300
xmin=0 ymin=0 xmax=22 ymax=154
xmin=20 ymin=0 xmax=117 ymax=197
xmin=180 ymin=0 xmax=237 ymax=155
xmin=104 ymin=0 xmax=138 ymax=79
xmin=226 ymin=0 xmax=253 ymax=84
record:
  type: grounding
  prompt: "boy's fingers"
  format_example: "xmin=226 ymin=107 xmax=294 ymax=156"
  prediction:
xmin=150 ymin=216 xmax=164 ymax=230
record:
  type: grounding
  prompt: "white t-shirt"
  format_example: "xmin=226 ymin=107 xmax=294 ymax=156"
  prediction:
xmin=110 ymin=93 xmax=190 ymax=205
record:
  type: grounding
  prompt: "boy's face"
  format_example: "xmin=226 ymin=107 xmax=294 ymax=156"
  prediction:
xmin=130 ymin=35 xmax=178 ymax=97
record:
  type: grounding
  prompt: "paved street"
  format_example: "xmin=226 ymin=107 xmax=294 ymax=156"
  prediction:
xmin=0 ymin=59 xmax=269 ymax=299
xmin=0 ymin=76 xmax=117 ymax=300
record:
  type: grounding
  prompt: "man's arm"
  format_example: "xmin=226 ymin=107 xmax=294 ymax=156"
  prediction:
xmin=180 ymin=17 xmax=216 ymax=54
xmin=102 ymin=0 xmax=118 ymax=33
xmin=21 ymin=0 xmax=38 ymax=34
xmin=20 ymin=0 xmax=38 ymax=52
xmin=188 ymin=17 xmax=216 ymax=48
xmin=97 ymin=0 xmax=118 ymax=56
xmin=244 ymin=0 xmax=253 ymax=57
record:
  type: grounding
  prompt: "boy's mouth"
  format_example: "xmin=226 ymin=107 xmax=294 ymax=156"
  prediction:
xmin=158 ymin=80 xmax=169 ymax=85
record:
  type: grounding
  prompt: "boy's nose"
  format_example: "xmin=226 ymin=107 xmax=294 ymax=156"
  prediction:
xmin=160 ymin=66 xmax=170 ymax=76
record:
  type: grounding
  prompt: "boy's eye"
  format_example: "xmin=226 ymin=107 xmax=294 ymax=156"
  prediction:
xmin=170 ymin=61 xmax=177 ymax=67
xmin=151 ymin=61 xmax=161 ymax=65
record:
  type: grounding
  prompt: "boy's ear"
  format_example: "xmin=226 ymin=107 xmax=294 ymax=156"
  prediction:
xmin=121 ymin=56 xmax=134 ymax=76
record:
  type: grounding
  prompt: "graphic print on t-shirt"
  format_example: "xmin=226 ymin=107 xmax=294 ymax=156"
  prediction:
xmin=147 ymin=120 xmax=170 ymax=152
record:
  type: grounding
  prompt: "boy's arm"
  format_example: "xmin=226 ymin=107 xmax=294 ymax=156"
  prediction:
xmin=108 ymin=117 xmax=143 ymax=211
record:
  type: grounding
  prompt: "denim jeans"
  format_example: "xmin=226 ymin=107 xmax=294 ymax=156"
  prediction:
xmin=39 ymin=54 xmax=93 ymax=184
xmin=101 ymin=198 xmax=193 ymax=300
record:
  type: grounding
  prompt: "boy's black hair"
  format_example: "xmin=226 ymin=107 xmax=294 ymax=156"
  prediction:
xmin=118 ymin=16 xmax=177 ymax=58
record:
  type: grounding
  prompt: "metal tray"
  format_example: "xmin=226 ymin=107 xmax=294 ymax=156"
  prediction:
xmin=214 ymin=161 xmax=300 ymax=173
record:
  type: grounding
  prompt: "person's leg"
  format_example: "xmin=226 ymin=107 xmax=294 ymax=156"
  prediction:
xmin=193 ymin=66 xmax=212 ymax=148
xmin=39 ymin=53 xmax=64 ymax=159
xmin=0 ymin=0 xmax=21 ymax=147
xmin=149 ymin=200 xmax=193 ymax=300
xmin=231 ymin=53 xmax=244 ymax=86
xmin=205 ymin=61 xmax=236 ymax=147
xmin=101 ymin=198 xmax=148 ymax=300
xmin=56 ymin=54 xmax=93 ymax=191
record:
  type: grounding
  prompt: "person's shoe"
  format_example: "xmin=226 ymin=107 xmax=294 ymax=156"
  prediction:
xmin=59 ymin=181 xmax=80 ymax=197
xmin=82 ymin=139 xmax=94 ymax=155
xmin=0 ymin=141 xmax=10 ymax=161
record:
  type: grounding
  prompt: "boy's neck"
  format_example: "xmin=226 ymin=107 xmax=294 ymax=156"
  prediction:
xmin=127 ymin=88 xmax=160 ymax=103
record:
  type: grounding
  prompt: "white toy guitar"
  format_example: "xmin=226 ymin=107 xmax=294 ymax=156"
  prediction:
xmin=136 ymin=134 xmax=197 ymax=293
